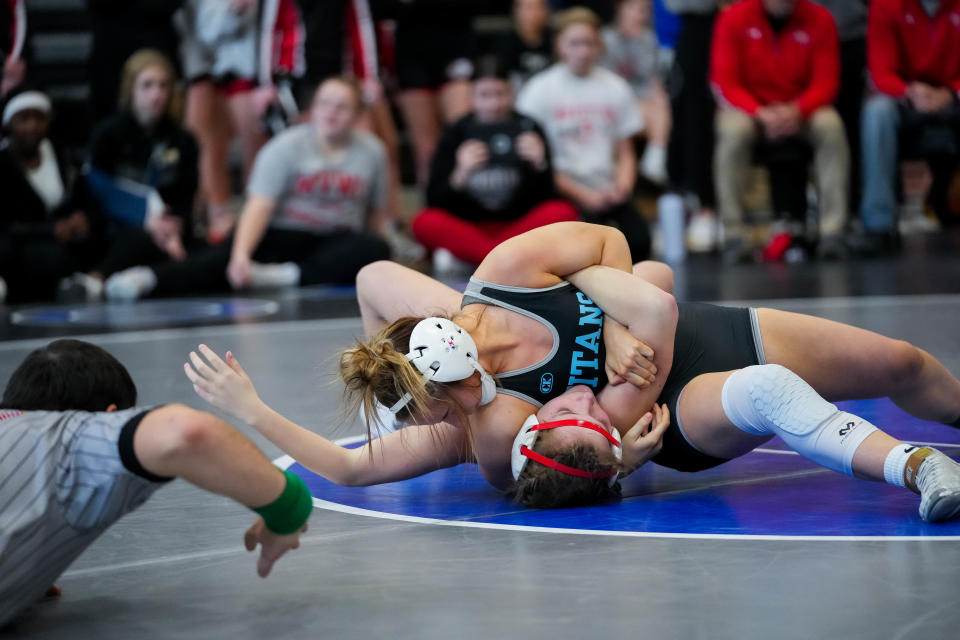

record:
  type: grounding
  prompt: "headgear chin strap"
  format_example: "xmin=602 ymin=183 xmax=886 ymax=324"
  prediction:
xmin=511 ymin=414 xmax=623 ymax=487
xmin=389 ymin=317 xmax=497 ymax=414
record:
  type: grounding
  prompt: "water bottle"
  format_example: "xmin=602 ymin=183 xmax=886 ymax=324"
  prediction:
xmin=658 ymin=193 xmax=686 ymax=264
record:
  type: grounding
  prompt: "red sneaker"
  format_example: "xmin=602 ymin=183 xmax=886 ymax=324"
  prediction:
xmin=762 ymin=232 xmax=793 ymax=262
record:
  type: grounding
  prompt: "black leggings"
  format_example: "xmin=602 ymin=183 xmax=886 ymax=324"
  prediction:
xmin=0 ymin=234 xmax=104 ymax=303
xmin=836 ymin=37 xmax=866 ymax=213
xmin=97 ymin=227 xmax=173 ymax=278
xmin=150 ymin=227 xmax=391 ymax=296
xmin=667 ymin=11 xmax=717 ymax=207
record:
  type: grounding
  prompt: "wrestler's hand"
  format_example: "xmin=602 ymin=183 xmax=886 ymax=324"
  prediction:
xmin=184 ymin=344 xmax=264 ymax=425
xmin=603 ymin=320 xmax=656 ymax=388
xmin=244 ymin=517 xmax=306 ymax=578
xmin=619 ymin=403 xmax=670 ymax=476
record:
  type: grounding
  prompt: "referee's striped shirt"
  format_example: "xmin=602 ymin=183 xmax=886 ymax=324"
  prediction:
xmin=0 ymin=407 xmax=166 ymax=626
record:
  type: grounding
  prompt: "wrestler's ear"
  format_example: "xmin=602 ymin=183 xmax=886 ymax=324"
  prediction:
xmin=105 ymin=404 xmax=118 ymax=413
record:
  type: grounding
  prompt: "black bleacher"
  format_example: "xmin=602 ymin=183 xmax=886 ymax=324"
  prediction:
xmin=23 ymin=0 xmax=93 ymax=157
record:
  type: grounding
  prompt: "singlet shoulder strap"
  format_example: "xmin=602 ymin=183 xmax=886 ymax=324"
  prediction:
xmin=461 ymin=277 xmax=570 ymax=307
xmin=461 ymin=277 xmax=565 ymax=389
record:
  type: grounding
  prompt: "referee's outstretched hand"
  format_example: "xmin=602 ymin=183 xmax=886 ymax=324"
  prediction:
xmin=244 ymin=517 xmax=307 ymax=578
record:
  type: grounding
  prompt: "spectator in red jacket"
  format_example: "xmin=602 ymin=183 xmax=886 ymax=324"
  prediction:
xmin=860 ymin=0 xmax=960 ymax=252
xmin=711 ymin=0 xmax=848 ymax=261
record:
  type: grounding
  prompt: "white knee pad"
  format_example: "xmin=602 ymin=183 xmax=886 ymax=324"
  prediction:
xmin=721 ymin=365 xmax=878 ymax=476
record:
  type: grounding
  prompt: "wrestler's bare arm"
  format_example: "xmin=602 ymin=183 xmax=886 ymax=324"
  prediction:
xmin=185 ymin=345 xmax=471 ymax=486
xmin=567 ymin=266 xmax=678 ymax=430
xmin=357 ymin=224 xmax=648 ymax=338
xmin=474 ymin=222 xmax=633 ymax=288
xmin=356 ymin=261 xmax=462 ymax=336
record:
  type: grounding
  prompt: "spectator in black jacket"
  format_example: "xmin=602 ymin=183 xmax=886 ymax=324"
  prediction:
xmin=411 ymin=56 xmax=578 ymax=273
xmin=0 ymin=90 xmax=103 ymax=303
xmin=75 ymin=49 xmax=199 ymax=299
xmin=86 ymin=0 xmax=183 ymax=125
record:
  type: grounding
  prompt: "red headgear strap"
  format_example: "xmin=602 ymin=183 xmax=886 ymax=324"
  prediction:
xmin=520 ymin=419 xmax=620 ymax=480
xmin=529 ymin=419 xmax=621 ymax=446
xmin=518 ymin=445 xmax=618 ymax=480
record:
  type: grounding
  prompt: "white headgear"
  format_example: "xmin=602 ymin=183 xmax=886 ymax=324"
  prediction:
xmin=389 ymin=317 xmax=497 ymax=414
xmin=2 ymin=91 xmax=52 ymax=127
xmin=511 ymin=414 xmax=623 ymax=486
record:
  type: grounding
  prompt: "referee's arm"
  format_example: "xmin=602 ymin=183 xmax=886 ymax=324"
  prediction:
xmin=132 ymin=405 xmax=309 ymax=577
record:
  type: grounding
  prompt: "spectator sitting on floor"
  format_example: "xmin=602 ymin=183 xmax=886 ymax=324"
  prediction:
xmin=104 ymin=76 xmax=392 ymax=301
xmin=72 ymin=49 xmax=199 ymax=300
xmin=859 ymin=0 xmax=960 ymax=254
xmin=493 ymin=0 xmax=554 ymax=92
xmin=601 ymin=0 xmax=672 ymax=185
xmin=411 ymin=55 xmax=579 ymax=275
xmin=0 ymin=89 xmax=103 ymax=304
xmin=711 ymin=0 xmax=848 ymax=262
xmin=517 ymin=7 xmax=651 ymax=260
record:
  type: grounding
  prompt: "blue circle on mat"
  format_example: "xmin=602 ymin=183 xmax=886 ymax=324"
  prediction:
xmin=288 ymin=398 xmax=960 ymax=538
xmin=10 ymin=299 xmax=279 ymax=328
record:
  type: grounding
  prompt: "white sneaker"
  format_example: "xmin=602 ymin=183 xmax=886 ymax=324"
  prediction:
xmin=639 ymin=144 xmax=668 ymax=185
xmin=58 ymin=273 xmax=104 ymax=301
xmin=686 ymin=212 xmax=719 ymax=253
xmin=249 ymin=262 xmax=300 ymax=289
xmin=915 ymin=450 xmax=960 ymax=523
xmin=105 ymin=267 xmax=158 ymax=302
xmin=898 ymin=201 xmax=940 ymax=235
xmin=432 ymin=248 xmax=474 ymax=277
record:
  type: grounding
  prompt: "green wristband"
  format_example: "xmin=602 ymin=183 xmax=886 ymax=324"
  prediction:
xmin=253 ymin=470 xmax=313 ymax=535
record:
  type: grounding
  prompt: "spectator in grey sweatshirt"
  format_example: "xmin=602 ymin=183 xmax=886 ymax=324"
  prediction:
xmin=104 ymin=77 xmax=391 ymax=301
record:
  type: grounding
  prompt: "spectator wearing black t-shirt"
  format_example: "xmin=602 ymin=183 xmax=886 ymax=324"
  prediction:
xmin=411 ymin=56 xmax=578 ymax=271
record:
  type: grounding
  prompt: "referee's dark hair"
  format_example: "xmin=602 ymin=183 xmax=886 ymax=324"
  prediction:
xmin=2 ymin=339 xmax=138 ymax=411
